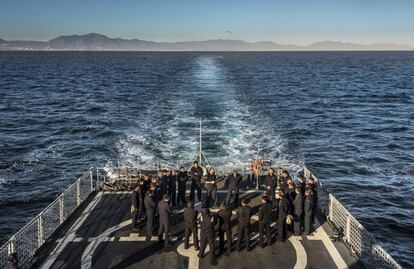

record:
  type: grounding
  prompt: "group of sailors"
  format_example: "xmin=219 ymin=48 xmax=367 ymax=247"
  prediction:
xmin=130 ymin=161 xmax=318 ymax=265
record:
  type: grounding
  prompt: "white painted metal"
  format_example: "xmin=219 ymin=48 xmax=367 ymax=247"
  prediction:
xmin=0 ymin=169 xmax=94 ymax=269
xmin=328 ymin=193 xmax=402 ymax=269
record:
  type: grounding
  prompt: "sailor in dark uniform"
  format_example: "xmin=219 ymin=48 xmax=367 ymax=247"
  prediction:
xmin=236 ymin=199 xmax=252 ymax=251
xmin=293 ymin=187 xmax=303 ymax=236
xmin=297 ymin=175 xmax=306 ymax=195
xmin=131 ymin=185 xmax=143 ymax=230
xmin=198 ymin=208 xmax=217 ymax=265
xmin=303 ymin=189 xmax=315 ymax=235
xmin=205 ymin=167 xmax=218 ymax=208
xmin=279 ymin=170 xmax=290 ymax=195
xmin=177 ymin=166 xmax=189 ymax=207
xmin=183 ymin=201 xmax=199 ymax=250
xmin=158 ymin=194 xmax=171 ymax=247
xmin=144 ymin=190 xmax=156 ymax=241
xmin=158 ymin=170 xmax=169 ymax=197
xmin=225 ymin=169 xmax=242 ymax=206
xmin=189 ymin=161 xmax=203 ymax=202
xmin=264 ymin=168 xmax=277 ymax=204
xmin=168 ymin=170 xmax=177 ymax=207
xmin=287 ymin=182 xmax=296 ymax=233
xmin=217 ymin=201 xmax=232 ymax=255
xmin=307 ymin=177 xmax=318 ymax=222
xmin=141 ymin=175 xmax=151 ymax=194
xmin=258 ymin=195 xmax=272 ymax=247
xmin=276 ymin=191 xmax=291 ymax=242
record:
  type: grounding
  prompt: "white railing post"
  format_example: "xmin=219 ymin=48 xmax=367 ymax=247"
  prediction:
xmin=38 ymin=216 xmax=44 ymax=247
xmin=59 ymin=196 xmax=64 ymax=224
xmin=76 ymin=180 xmax=81 ymax=206
xmin=328 ymin=194 xmax=333 ymax=221
xmin=90 ymin=169 xmax=93 ymax=192
xmin=346 ymin=214 xmax=351 ymax=243
xmin=8 ymin=237 xmax=15 ymax=255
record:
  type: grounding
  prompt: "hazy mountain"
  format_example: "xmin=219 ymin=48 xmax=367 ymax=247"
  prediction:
xmin=0 ymin=33 xmax=412 ymax=51
xmin=307 ymin=41 xmax=414 ymax=51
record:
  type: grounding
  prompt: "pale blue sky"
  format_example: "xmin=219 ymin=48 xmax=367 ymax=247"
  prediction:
xmin=1 ymin=0 xmax=413 ymax=45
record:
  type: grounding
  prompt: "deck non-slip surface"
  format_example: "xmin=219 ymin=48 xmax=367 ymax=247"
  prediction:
xmin=34 ymin=188 xmax=363 ymax=269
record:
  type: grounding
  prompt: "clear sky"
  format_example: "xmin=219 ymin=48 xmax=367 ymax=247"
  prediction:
xmin=1 ymin=0 xmax=413 ymax=45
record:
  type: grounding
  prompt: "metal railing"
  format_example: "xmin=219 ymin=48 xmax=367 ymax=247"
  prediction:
xmin=328 ymin=194 xmax=402 ymax=269
xmin=303 ymin=167 xmax=402 ymax=269
xmin=0 ymin=170 xmax=94 ymax=269
xmin=97 ymin=159 xmax=290 ymax=184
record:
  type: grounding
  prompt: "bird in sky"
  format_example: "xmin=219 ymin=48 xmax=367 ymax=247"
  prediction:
xmin=225 ymin=30 xmax=232 ymax=35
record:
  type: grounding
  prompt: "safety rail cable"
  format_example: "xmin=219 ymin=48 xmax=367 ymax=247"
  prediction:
xmin=98 ymin=159 xmax=290 ymax=184
xmin=0 ymin=169 xmax=94 ymax=269
xmin=303 ymin=167 xmax=402 ymax=269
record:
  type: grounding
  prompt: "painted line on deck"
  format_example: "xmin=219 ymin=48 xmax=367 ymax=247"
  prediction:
xmin=250 ymin=215 xmax=307 ymax=269
xmin=305 ymin=220 xmax=348 ymax=269
xmin=40 ymin=192 xmax=103 ymax=269
xmin=81 ymin=219 xmax=131 ymax=269
xmin=290 ymin=236 xmax=307 ymax=269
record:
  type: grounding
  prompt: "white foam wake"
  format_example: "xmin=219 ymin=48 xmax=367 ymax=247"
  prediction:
xmin=114 ymin=55 xmax=304 ymax=175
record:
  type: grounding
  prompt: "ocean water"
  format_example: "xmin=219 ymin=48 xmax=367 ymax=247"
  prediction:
xmin=0 ymin=51 xmax=413 ymax=267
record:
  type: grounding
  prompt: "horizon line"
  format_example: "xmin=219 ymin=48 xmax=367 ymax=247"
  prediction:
xmin=1 ymin=32 xmax=414 ymax=48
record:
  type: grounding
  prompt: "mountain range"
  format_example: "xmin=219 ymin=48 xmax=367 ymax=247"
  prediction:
xmin=1 ymin=33 xmax=413 ymax=51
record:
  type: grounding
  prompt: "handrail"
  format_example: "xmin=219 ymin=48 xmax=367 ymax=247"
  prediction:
xmin=304 ymin=167 xmax=402 ymax=269
xmin=0 ymin=169 xmax=94 ymax=269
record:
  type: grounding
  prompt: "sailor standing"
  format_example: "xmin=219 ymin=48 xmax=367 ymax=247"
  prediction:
xmin=236 ymin=199 xmax=252 ymax=251
xmin=205 ymin=167 xmax=218 ymax=207
xmin=276 ymin=192 xmax=291 ymax=242
xmin=293 ymin=187 xmax=304 ymax=236
xmin=258 ymin=195 xmax=272 ymax=247
xmin=189 ymin=161 xmax=203 ymax=202
xmin=225 ymin=169 xmax=242 ymax=206
xmin=303 ymin=189 xmax=315 ymax=235
xmin=198 ymin=208 xmax=217 ymax=266
xmin=144 ymin=190 xmax=156 ymax=241
xmin=168 ymin=170 xmax=177 ymax=207
xmin=217 ymin=201 xmax=232 ymax=255
xmin=158 ymin=194 xmax=171 ymax=247
xmin=183 ymin=201 xmax=199 ymax=250
xmin=131 ymin=185 xmax=143 ymax=230
xmin=177 ymin=166 xmax=189 ymax=207
xmin=264 ymin=168 xmax=277 ymax=204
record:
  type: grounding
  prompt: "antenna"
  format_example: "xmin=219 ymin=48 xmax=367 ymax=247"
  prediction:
xmin=199 ymin=118 xmax=202 ymax=164
xmin=196 ymin=117 xmax=210 ymax=166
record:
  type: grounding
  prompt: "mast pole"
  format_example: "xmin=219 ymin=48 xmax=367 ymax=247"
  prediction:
xmin=199 ymin=117 xmax=202 ymax=164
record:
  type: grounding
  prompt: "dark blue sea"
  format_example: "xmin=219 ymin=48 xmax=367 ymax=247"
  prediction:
xmin=0 ymin=51 xmax=413 ymax=267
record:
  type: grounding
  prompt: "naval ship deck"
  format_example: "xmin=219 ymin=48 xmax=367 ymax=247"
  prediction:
xmin=0 ymin=167 xmax=402 ymax=269
xmin=32 ymin=178 xmax=362 ymax=269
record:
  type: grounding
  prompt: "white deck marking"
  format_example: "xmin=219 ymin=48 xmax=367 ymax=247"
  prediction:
xmin=81 ymin=219 xmax=131 ymax=269
xmin=290 ymin=236 xmax=307 ymax=269
xmin=40 ymin=192 xmax=103 ymax=269
xmin=250 ymin=215 xmax=307 ymax=269
xmin=305 ymin=220 xmax=349 ymax=269
xmin=177 ymin=238 xmax=200 ymax=269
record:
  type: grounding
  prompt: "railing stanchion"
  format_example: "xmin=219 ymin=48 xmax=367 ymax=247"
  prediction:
xmin=8 ymin=237 xmax=15 ymax=256
xmin=346 ymin=214 xmax=351 ymax=243
xmin=328 ymin=194 xmax=333 ymax=221
xmin=76 ymin=179 xmax=81 ymax=206
xmin=38 ymin=216 xmax=44 ymax=247
xmin=59 ymin=196 xmax=64 ymax=224
xmin=90 ymin=169 xmax=93 ymax=192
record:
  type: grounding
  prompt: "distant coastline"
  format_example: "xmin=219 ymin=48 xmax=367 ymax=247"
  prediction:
xmin=1 ymin=33 xmax=413 ymax=51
